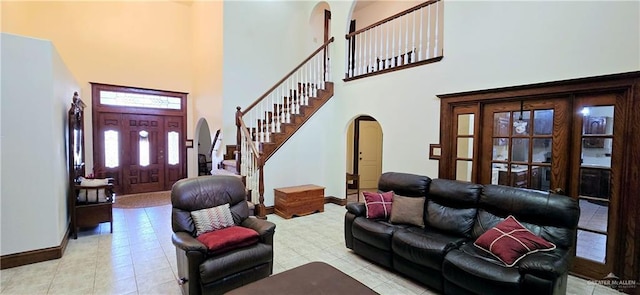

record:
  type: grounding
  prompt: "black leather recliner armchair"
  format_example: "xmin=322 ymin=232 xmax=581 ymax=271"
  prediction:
xmin=171 ymin=175 xmax=276 ymax=295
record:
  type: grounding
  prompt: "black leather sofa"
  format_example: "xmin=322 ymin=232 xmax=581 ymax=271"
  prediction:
xmin=344 ymin=172 xmax=580 ymax=295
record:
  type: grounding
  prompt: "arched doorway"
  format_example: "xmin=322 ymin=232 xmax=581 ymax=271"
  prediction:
xmin=309 ymin=2 xmax=331 ymax=52
xmin=346 ymin=116 xmax=383 ymax=202
xmin=195 ymin=118 xmax=212 ymax=176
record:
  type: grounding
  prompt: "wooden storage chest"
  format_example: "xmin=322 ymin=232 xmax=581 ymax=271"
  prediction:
xmin=274 ymin=184 xmax=325 ymax=219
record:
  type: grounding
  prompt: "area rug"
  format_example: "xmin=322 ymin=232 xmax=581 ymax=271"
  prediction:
xmin=114 ymin=190 xmax=171 ymax=209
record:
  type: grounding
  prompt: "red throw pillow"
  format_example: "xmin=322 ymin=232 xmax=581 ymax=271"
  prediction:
xmin=363 ymin=191 xmax=394 ymax=220
xmin=196 ymin=226 xmax=260 ymax=254
xmin=474 ymin=215 xmax=556 ymax=267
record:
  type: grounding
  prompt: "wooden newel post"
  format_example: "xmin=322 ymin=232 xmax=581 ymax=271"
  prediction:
xmin=235 ymin=106 xmax=242 ymax=175
xmin=257 ymin=154 xmax=267 ymax=219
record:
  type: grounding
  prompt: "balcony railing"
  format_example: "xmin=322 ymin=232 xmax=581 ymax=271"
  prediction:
xmin=345 ymin=0 xmax=444 ymax=81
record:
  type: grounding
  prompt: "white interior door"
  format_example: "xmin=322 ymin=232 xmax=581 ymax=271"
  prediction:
xmin=358 ymin=120 xmax=382 ymax=189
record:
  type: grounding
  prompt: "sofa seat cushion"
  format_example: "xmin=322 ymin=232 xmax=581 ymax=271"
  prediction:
xmin=443 ymin=244 xmax=522 ymax=295
xmin=196 ymin=226 xmax=259 ymax=255
xmin=352 ymin=218 xmax=403 ymax=251
xmin=392 ymin=227 xmax=466 ymax=270
xmin=200 ymin=243 xmax=272 ymax=285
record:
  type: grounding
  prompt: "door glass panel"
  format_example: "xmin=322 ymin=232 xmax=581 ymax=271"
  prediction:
xmin=455 ymin=113 xmax=475 ymax=181
xmin=532 ymin=166 xmax=550 ymax=191
xmin=457 ymin=114 xmax=474 ymax=135
xmin=578 ymin=199 xmax=609 ymax=232
xmin=489 ymin=104 xmax=555 ymax=191
xmin=576 ymin=229 xmax=607 ymax=263
xmin=509 ymin=165 xmax=528 ymax=187
xmin=457 ymin=138 xmax=473 ymax=158
xmin=511 ymin=138 xmax=529 ymax=162
xmin=582 ymin=138 xmax=612 ymax=167
xmin=579 ymin=168 xmax=610 ymax=200
xmin=493 ymin=138 xmax=508 ymax=161
xmin=533 ymin=109 xmax=553 ymax=135
xmin=168 ymin=131 xmax=179 ymax=165
xmin=104 ymin=130 xmax=119 ymax=168
xmin=139 ymin=130 xmax=150 ymax=167
xmin=532 ymin=138 xmax=552 ymax=163
xmin=576 ymin=104 xmax=614 ymax=265
xmin=512 ymin=111 xmax=531 ymax=135
xmin=494 ymin=112 xmax=510 ymax=137
xmin=490 ymin=163 xmax=504 ymax=185
xmin=581 ymin=106 xmax=614 ymax=135
xmin=456 ymin=160 xmax=473 ymax=181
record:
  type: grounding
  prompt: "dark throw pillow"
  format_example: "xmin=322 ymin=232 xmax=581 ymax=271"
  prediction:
xmin=196 ymin=226 xmax=259 ymax=254
xmin=474 ymin=215 xmax=556 ymax=267
xmin=363 ymin=191 xmax=394 ymax=219
xmin=389 ymin=194 xmax=426 ymax=228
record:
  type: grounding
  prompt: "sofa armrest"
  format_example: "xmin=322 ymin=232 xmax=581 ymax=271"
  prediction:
xmin=518 ymin=249 xmax=570 ymax=279
xmin=241 ymin=217 xmax=276 ymax=245
xmin=346 ymin=202 xmax=366 ymax=217
xmin=172 ymin=232 xmax=207 ymax=253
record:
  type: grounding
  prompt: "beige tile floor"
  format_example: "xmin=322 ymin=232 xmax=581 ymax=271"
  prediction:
xmin=0 ymin=203 xmax=625 ymax=295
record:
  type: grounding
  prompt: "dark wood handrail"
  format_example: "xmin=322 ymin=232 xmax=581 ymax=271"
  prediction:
xmin=345 ymin=0 xmax=440 ymax=38
xmin=208 ymin=128 xmax=221 ymax=156
xmin=242 ymin=37 xmax=335 ymax=115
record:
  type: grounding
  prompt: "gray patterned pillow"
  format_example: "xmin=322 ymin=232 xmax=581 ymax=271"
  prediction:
xmin=389 ymin=194 xmax=426 ymax=228
xmin=190 ymin=203 xmax=235 ymax=236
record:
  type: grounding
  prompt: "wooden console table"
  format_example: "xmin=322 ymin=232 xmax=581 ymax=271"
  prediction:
xmin=274 ymin=184 xmax=325 ymax=219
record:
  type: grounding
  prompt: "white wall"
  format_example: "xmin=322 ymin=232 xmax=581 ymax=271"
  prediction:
xmin=1 ymin=33 xmax=79 ymax=255
xmin=352 ymin=0 xmax=422 ymax=30
xmin=223 ymin=0 xmax=639 ymax=207
xmin=222 ymin=0 xmax=315 ymax=149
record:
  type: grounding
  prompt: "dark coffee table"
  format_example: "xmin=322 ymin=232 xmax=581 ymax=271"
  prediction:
xmin=226 ymin=261 xmax=378 ymax=294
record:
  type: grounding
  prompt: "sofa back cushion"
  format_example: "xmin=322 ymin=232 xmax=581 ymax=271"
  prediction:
xmin=472 ymin=185 xmax=579 ymax=249
xmin=425 ymin=179 xmax=482 ymax=238
xmin=378 ymin=172 xmax=431 ymax=197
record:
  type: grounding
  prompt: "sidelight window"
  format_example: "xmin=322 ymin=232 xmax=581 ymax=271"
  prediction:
xmin=104 ymin=130 xmax=119 ymax=168
xmin=167 ymin=131 xmax=179 ymax=165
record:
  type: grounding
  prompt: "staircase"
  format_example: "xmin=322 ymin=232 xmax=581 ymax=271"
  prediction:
xmin=230 ymin=37 xmax=335 ymax=218
xmin=220 ymin=82 xmax=334 ymax=172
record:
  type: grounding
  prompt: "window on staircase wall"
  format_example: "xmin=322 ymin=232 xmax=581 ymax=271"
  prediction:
xmin=345 ymin=0 xmax=444 ymax=81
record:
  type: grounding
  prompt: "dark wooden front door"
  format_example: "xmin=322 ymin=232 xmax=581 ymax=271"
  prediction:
xmin=123 ymin=114 xmax=166 ymax=194
xmin=95 ymin=113 xmax=185 ymax=195
xmin=91 ymin=83 xmax=187 ymax=196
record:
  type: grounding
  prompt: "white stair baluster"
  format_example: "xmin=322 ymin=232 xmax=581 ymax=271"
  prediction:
xmin=426 ymin=5 xmax=431 ymax=59
xmin=412 ymin=9 xmax=416 ymax=63
xmin=405 ymin=13 xmax=409 ymax=65
xmin=419 ymin=7 xmax=423 ymax=61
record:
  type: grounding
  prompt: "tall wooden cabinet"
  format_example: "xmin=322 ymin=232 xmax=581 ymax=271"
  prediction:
xmin=68 ymin=92 xmax=114 ymax=239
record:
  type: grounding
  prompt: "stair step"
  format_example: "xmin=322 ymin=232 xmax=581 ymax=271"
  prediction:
xmin=211 ymin=169 xmax=241 ymax=177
